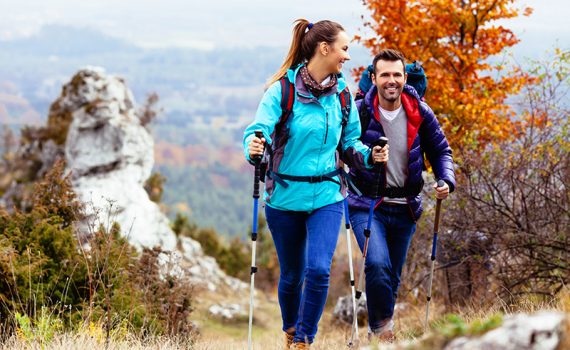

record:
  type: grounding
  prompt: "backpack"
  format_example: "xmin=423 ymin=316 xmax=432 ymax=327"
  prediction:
xmin=405 ymin=61 xmax=428 ymax=98
xmin=260 ymin=75 xmax=352 ymax=189
xmin=356 ymin=61 xmax=428 ymax=136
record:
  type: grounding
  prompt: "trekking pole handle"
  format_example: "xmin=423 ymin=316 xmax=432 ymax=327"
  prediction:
xmin=435 ymin=180 xmax=445 ymax=200
xmin=372 ymin=137 xmax=388 ymax=154
xmin=433 ymin=179 xmax=445 ymax=238
xmin=372 ymin=136 xmax=388 ymax=168
xmin=253 ymin=130 xmax=265 ymax=163
xmin=253 ymin=130 xmax=264 ymax=199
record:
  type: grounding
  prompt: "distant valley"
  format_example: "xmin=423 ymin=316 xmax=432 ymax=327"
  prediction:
xmin=0 ymin=24 xmax=371 ymax=236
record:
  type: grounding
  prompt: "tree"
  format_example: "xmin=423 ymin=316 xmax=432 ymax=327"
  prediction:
xmin=392 ymin=50 xmax=568 ymax=309
xmin=137 ymin=92 xmax=161 ymax=128
xmin=440 ymin=49 xmax=569 ymax=303
xmin=357 ymin=0 xmax=534 ymax=156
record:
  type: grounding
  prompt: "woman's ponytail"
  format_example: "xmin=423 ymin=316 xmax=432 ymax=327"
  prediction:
xmin=266 ymin=19 xmax=344 ymax=88
xmin=267 ymin=19 xmax=310 ymax=87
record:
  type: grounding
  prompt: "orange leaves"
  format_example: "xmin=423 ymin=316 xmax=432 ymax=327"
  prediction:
xmin=523 ymin=7 xmax=533 ymax=16
xmin=357 ymin=0 xmax=534 ymax=156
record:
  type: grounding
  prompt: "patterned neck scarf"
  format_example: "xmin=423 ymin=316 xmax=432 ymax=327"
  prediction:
xmin=299 ymin=65 xmax=337 ymax=98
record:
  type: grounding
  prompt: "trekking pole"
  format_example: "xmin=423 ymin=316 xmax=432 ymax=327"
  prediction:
xmin=248 ymin=130 xmax=264 ymax=350
xmin=424 ymin=179 xmax=445 ymax=333
xmin=343 ymin=198 xmax=359 ymax=347
xmin=355 ymin=137 xmax=388 ymax=306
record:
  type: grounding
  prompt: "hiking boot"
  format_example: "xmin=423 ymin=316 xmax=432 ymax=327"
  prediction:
xmin=291 ymin=342 xmax=310 ymax=349
xmin=284 ymin=332 xmax=294 ymax=349
xmin=368 ymin=319 xmax=395 ymax=343
xmin=375 ymin=329 xmax=395 ymax=343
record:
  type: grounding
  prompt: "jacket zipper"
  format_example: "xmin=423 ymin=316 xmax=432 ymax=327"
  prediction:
xmin=315 ymin=109 xmax=326 ymax=208
xmin=324 ymin=112 xmax=329 ymax=144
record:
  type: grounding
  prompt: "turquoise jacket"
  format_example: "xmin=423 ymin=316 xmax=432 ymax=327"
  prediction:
xmin=243 ymin=65 xmax=372 ymax=212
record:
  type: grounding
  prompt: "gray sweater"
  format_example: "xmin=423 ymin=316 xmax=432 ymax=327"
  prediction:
xmin=379 ymin=105 xmax=409 ymax=204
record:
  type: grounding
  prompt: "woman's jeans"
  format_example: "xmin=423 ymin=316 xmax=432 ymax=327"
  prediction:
xmin=349 ymin=203 xmax=416 ymax=332
xmin=265 ymin=201 xmax=343 ymax=344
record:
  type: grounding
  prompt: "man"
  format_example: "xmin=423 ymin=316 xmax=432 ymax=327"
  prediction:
xmin=348 ymin=49 xmax=455 ymax=341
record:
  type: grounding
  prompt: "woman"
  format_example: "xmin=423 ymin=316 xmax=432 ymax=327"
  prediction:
xmin=243 ymin=19 xmax=385 ymax=349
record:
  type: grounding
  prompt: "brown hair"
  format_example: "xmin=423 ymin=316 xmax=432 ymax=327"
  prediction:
xmin=267 ymin=19 xmax=345 ymax=86
xmin=372 ymin=49 xmax=407 ymax=74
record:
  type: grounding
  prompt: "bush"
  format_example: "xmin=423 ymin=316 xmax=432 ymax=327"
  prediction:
xmin=0 ymin=161 xmax=195 ymax=339
xmin=171 ymin=212 xmax=279 ymax=291
xmin=144 ymin=172 xmax=166 ymax=203
xmin=437 ymin=50 xmax=569 ymax=305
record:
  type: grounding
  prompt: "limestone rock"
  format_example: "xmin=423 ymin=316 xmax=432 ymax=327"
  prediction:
xmin=333 ymin=293 xmax=368 ymax=326
xmin=54 ymin=66 xmax=245 ymax=292
xmin=208 ymin=303 xmax=246 ymax=322
xmin=444 ymin=311 xmax=567 ymax=350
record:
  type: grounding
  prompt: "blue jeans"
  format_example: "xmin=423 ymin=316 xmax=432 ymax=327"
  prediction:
xmin=265 ymin=201 xmax=343 ymax=344
xmin=349 ymin=203 xmax=416 ymax=331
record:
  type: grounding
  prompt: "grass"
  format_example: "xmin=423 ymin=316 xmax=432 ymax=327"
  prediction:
xmin=187 ymin=287 xmax=570 ymax=350
xmin=2 ymin=278 xmax=568 ymax=350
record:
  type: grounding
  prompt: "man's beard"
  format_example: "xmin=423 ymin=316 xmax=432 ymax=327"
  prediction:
xmin=380 ymin=86 xmax=402 ymax=102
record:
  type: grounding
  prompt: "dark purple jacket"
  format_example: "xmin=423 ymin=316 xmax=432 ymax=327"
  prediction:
xmin=348 ymin=84 xmax=456 ymax=221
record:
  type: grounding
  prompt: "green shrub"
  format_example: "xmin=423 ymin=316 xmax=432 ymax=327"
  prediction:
xmin=171 ymin=212 xmax=279 ymax=290
xmin=0 ymin=161 xmax=195 ymax=339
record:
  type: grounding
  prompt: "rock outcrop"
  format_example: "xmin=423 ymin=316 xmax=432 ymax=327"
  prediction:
xmin=208 ymin=303 xmax=246 ymax=322
xmin=333 ymin=293 xmax=368 ymax=326
xmin=359 ymin=311 xmax=568 ymax=350
xmin=51 ymin=67 xmax=244 ymax=292
xmin=59 ymin=67 xmax=174 ymax=249
xmin=444 ymin=312 xmax=567 ymax=350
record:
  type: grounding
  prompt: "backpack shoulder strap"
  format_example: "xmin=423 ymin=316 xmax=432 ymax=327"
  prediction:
xmin=338 ymin=87 xmax=351 ymax=129
xmin=279 ymin=76 xmax=295 ymax=127
xmin=357 ymin=98 xmax=371 ymax=138
xmin=267 ymin=76 xmax=294 ymax=164
xmin=267 ymin=76 xmax=295 ymax=154
xmin=336 ymin=87 xmax=352 ymax=155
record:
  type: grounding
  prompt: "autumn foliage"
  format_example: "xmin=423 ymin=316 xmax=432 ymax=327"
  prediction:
xmin=357 ymin=0 xmax=535 ymax=155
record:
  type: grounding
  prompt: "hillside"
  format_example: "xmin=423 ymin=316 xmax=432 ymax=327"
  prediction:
xmin=0 ymin=24 xmax=369 ymax=236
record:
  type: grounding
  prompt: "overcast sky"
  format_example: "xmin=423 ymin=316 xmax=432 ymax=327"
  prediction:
xmin=0 ymin=0 xmax=568 ymax=56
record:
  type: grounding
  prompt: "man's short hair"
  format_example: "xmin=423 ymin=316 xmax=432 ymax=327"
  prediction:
xmin=372 ymin=49 xmax=407 ymax=74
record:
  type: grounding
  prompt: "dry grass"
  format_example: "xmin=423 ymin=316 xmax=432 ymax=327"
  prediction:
xmin=0 ymin=296 xmax=461 ymax=349
xmin=2 ymin=280 xmax=568 ymax=349
xmin=0 ymin=334 xmax=194 ymax=350
xmin=557 ymin=287 xmax=570 ymax=350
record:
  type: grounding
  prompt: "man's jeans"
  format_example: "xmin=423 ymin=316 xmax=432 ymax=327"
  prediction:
xmin=349 ymin=203 xmax=416 ymax=331
xmin=265 ymin=201 xmax=343 ymax=344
